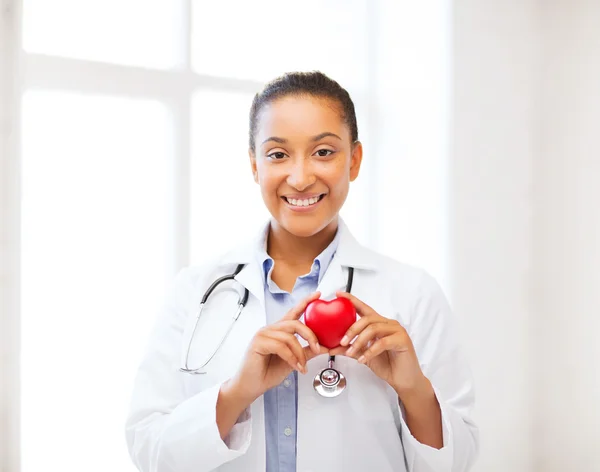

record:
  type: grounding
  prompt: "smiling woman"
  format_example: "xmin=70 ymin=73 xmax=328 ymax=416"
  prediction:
xmin=248 ymin=73 xmax=363 ymax=242
xmin=125 ymin=71 xmax=478 ymax=472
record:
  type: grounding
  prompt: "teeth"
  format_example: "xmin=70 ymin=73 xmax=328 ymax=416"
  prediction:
xmin=285 ymin=196 xmax=321 ymax=207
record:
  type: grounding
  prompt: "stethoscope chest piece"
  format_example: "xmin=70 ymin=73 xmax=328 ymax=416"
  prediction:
xmin=313 ymin=356 xmax=346 ymax=398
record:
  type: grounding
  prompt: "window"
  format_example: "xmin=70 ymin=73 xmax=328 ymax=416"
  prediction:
xmin=11 ymin=1 xmax=452 ymax=469
xmin=21 ymin=91 xmax=172 ymax=471
xmin=18 ymin=2 xmax=379 ymax=470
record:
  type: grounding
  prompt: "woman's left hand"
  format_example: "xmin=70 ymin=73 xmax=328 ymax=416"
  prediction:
xmin=328 ymin=291 xmax=426 ymax=395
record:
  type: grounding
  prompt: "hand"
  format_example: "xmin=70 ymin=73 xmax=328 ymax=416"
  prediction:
xmin=329 ymin=292 xmax=426 ymax=395
xmin=230 ymin=291 xmax=328 ymax=403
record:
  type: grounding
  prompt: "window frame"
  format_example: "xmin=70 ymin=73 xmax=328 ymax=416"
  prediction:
xmin=1 ymin=1 xmax=381 ymax=470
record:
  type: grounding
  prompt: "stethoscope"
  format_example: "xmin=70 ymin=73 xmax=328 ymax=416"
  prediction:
xmin=180 ymin=264 xmax=354 ymax=398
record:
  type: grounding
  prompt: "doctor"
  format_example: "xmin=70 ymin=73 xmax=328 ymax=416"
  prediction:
xmin=126 ymin=71 xmax=479 ymax=472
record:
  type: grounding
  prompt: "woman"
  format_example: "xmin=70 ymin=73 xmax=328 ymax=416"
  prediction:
xmin=126 ymin=72 xmax=479 ymax=472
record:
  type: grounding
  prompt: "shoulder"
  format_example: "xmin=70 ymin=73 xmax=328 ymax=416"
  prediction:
xmin=357 ymin=244 xmax=438 ymax=296
xmin=179 ymin=254 xmax=240 ymax=289
xmin=353 ymin=244 xmax=451 ymax=326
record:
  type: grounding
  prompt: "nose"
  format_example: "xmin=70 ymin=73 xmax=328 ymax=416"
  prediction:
xmin=286 ymin=157 xmax=316 ymax=191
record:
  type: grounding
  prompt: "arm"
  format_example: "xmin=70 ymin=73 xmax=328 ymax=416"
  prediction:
xmin=216 ymin=379 xmax=255 ymax=441
xmin=125 ymin=268 xmax=252 ymax=472
xmin=398 ymin=271 xmax=479 ymax=472
xmin=398 ymin=376 xmax=443 ymax=450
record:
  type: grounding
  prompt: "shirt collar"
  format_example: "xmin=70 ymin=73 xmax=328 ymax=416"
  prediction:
xmin=218 ymin=217 xmax=377 ymax=272
xmin=256 ymin=224 xmax=341 ymax=288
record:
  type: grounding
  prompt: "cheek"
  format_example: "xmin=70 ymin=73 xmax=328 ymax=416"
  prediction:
xmin=256 ymin=164 xmax=282 ymax=196
xmin=321 ymin=161 xmax=350 ymax=196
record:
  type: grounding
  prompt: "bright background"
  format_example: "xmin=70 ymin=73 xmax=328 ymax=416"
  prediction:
xmin=1 ymin=1 xmax=599 ymax=472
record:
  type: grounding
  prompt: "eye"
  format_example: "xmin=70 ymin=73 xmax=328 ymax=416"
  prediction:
xmin=314 ymin=149 xmax=335 ymax=157
xmin=267 ymin=151 xmax=287 ymax=160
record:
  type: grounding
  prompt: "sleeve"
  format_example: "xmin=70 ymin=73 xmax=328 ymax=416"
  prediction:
xmin=398 ymin=271 xmax=480 ymax=472
xmin=125 ymin=267 xmax=253 ymax=472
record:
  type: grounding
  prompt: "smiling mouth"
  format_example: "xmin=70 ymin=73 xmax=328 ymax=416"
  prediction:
xmin=281 ymin=194 xmax=326 ymax=208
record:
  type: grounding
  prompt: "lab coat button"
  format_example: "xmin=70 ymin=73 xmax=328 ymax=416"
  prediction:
xmin=283 ymin=378 xmax=292 ymax=387
xmin=284 ymin=427 xmax=293 ymax=436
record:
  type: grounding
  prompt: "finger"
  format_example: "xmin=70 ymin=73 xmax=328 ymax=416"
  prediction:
xmin=303 ymin=344 xmax=329 ymax=362
xmin=329 ymin=339 xmax=373 ymax=358
xmin=346 ymin=323 xmax=398 ymax=358
xmin=358 ymin=334 xmax=409 ymax=364
xmin=335 ymin=291 xmax=380 ymax=319
xmin=340 ymin=316 xmax=385 ymax=346
xmin=328 ymin=345 xmax=347 ymax=356
xmin=282 ymin=291 xmax=321 ymax=321
xmin=257 ymin=337 xmax=300 ymax=372
xmin=264 ymin=330 xmax=307 ymax=370
xmin=328 ymin=345 xmax=362 ymax=357
xmin=277 ymin=320 xmax=321 ymax=354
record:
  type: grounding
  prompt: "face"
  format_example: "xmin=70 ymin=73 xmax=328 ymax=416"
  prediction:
xmin=249 ymin=95 xmax=363 ymax=238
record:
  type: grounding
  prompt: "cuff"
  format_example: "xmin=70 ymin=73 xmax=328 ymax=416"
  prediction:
xmin=160 ymin=382 xmax=253 ymax=470
xmin=398 ymin=385 xmax=453 ymax=471
xmin=223 ymin=403 xmax=252 ymax=451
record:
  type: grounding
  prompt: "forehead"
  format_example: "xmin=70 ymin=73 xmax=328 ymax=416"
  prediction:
xmin=256 ymin=95 xmax=349 ymax=140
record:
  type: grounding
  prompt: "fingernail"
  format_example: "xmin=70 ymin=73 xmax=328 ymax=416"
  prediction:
xmin=297 ymin=362 xmax=304 ymax=373
xmin=346 ymin=346 xmax=354 ymax=356
xmin=358 ymin=355 xmax=366 ymax=364
xmin=341 ymin=336 xmax=349 ymax=346
xmin=315 ymin=342 xmax=321 ymax=352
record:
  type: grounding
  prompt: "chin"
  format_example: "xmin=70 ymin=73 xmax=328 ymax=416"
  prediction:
xmin=278 ymin=213 xmax=336 ymax=238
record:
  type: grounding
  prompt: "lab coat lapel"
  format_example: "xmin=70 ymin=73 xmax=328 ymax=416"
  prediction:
xmin=234 ymin=262 xmax=265 ymax=309
xmin=316 ymin=256 xmax=345 ymax=300
xmin=318 ymin=218 xmax=377 ymax=299
xmin=219 ymin=218 xmax=377 ymax=309
xmin=218 ymin=221 xmax=268 ymax=309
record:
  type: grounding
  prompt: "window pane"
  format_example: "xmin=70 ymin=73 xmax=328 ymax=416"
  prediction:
xmin=22 ymin=0 xmax=182 ymax=69
xmin=21 ymin=91 xmax=172 ymax=471
xmin=190 ymin=90 xmax=269 ymax=265
xmin=191 ymin=0 xmax=368 ymax=88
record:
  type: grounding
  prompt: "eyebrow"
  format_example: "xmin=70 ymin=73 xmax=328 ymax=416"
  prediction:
xmin=261 ymin=132 xmax=342 ymax=146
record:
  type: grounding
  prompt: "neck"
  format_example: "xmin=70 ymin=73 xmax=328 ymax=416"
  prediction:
xmin=267 ymin=218 xmax=339 ymax=265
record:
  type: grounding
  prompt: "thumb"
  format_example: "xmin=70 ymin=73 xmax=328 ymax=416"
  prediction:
xmin=304 ymin=344 xmax=328 ymax=362
xmin=282 ymin=291 xmax=321 ymax=321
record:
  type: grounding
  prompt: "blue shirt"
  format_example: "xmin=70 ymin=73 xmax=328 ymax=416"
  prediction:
xmin=258 ymin=229 xmax=340 ymax=472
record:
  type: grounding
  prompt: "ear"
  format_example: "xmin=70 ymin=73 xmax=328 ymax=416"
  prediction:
xmin=349 ymin=141 xmax=363 ymax=182
xmin=248 ymin=148 xmax=259 ymax=183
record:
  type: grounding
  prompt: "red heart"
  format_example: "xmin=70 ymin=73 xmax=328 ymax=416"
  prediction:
xmin=304 ymin=297 xmax=357 ymax=349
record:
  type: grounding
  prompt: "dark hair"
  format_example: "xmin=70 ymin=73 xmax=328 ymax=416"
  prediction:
xmin=248 ymin=71 xmax=359 ymax=151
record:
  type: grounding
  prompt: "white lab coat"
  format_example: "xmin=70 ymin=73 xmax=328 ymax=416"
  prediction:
xmin=125 ymin=219 xmax=479 ymax=472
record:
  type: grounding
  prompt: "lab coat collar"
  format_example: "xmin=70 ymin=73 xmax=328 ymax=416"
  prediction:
xmin=219 ymin=217 xmax=376 ymax=306
xmin=220 ymin=217 xmax=376 ymax=270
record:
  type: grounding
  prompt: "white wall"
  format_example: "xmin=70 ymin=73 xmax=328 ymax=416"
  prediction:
xmin=454 ymin=1 xmax=600 ymax=471
xmin=535 ymin=1 xmax=600 ymax=470
xmin=452 ymin=1 xmax=537 ymax=471
xmin=0 ymin=2 xmax=22 ymax=472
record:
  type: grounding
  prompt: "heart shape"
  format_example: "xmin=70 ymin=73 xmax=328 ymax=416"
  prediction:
xmin=304 ymin=297 xmax=357 ymax=349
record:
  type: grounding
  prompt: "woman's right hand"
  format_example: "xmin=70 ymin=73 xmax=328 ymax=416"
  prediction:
xmin=228 ymin=291 xmax=328 ymax=404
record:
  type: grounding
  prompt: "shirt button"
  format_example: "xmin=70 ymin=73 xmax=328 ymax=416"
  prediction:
xmin=283 ymin=378 xmax=292 ymax=388
xmin=284 ymin=427 xmax=293 ymax=437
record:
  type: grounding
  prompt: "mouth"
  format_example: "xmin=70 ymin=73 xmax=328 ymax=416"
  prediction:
xmin=281 ymin=193 xmax=326 ymax=210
